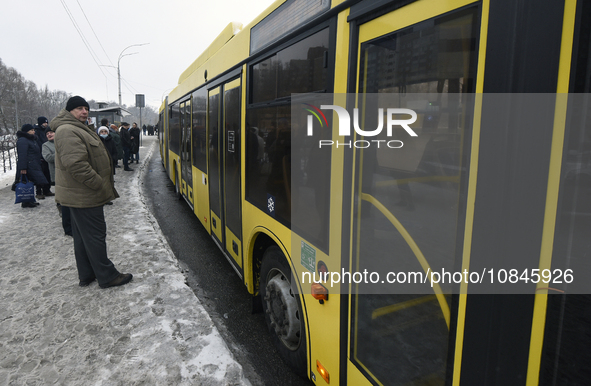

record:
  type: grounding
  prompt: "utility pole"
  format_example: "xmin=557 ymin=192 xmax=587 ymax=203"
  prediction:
xmin=136 ymin=94 xmax=145 ymax=147
xmin=117 ymin=43 xmax=149 ymax=106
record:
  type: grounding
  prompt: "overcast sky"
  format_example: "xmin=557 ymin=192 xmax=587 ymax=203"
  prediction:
xmin=1 ymin=0 xmax=275 ymax=109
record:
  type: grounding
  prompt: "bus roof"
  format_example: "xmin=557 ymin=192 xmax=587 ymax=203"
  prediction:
xmin=177 ymin=21 xmax=243 ymax=86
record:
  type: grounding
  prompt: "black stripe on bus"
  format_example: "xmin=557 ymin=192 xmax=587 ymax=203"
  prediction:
xmin=461 ymin=0 xmax=565 ymax=384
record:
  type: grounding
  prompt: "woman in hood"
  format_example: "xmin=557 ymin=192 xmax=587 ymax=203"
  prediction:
xmin=16 ymin=124 xmax=49 ymax=208
xmin=98 ymin=126 xmax=118 ymax=175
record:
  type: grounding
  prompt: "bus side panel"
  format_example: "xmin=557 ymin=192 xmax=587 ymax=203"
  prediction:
xmin=193 ymin=166 xmax=211 ymax=232
xmin=210 ymin=211 xmax=223 ymax=243
xmin=169 ymin=152 xmax=180 ymax=187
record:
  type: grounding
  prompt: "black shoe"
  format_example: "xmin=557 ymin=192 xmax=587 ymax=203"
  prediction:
xmin=124 ymin=167 xmax=134 ymax=171
xmin=79 ymin=277 xmax=96 ymax=287
xmin=21 ymin=202 xmax=38 ymax=208
xmin=100 ymin=273 xmax=133 ymax=289
xmin=115 ymin=165 xmax=121 ymax=168
xmin=44 ymin=191 xmax=55 ymax=197
xmin=36 ymin=194 xmax=45 ymax=199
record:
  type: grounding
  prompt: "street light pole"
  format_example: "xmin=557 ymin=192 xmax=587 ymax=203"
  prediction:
xmin=117 ymin=43 xmax=148 ymax=106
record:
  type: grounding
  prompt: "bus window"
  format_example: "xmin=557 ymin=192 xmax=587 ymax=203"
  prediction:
xmin=252 ymin=56 xmax=277 ymax=104
xmin=192 ymin=87 xmax=207 ymax=172
xmin=352 ymin=6 xmax=478 ymax=385
xmin=169 ymin=103 xmax=180 ymax=155
xmin=277 ymin=28 xmax=329 ymax=98
xmin=181 ymin=100 xmax=192 ymax=198
xmin=209 ymin=90 xmax=222 ymax=224
xmin=247 ymin=27 xmax=331 ymax=231
xmin=224 ymin=84 xmax=242 ymax=237
xmin=246 ymin=106 xmax=292 ymax=223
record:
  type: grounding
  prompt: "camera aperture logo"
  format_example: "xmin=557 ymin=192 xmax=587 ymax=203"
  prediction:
xmin=303 ymin=104 xmax=418 ymax=149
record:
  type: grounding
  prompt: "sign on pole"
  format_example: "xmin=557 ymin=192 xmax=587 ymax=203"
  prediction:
xmin=136 ymin=94 xmax=145 ymax=146
xmin=135 ymin=94 xmax=145 ymax=108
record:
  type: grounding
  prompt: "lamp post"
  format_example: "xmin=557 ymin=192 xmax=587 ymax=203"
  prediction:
xmin=117 ymin=43 xmax=148 ymax=106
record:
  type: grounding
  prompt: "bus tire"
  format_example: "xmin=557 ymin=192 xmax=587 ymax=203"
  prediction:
xmin=260 ymin=246 xmax=307 ymax=377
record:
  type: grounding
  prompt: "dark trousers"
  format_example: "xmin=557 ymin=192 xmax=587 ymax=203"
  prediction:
xmin=70 ymin=206 xmax=120 ymax=285
xmin=61 ymin=205 xmax=72 ymax=235
xmin=123 ymin=146 xmax=131 ymax=168
xmin=37 ymin=161 xmax=52 ymax=194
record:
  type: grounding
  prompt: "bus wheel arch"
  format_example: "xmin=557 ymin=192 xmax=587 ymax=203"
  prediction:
xmin=251 ymin=232 xmax=275 ymax=296
xmin=172 ymin=161 xmax=182 ymax=200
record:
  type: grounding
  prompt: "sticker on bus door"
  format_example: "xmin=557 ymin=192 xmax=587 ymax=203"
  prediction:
xmin=267 ymin=193 xmax=275 ymax=217
xmin=301 ymin=241 xmax=316 ymax=273
xmin=228 ymin=131 xmax=235 ymax=152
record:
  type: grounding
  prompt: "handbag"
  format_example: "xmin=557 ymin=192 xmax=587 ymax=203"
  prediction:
xmin=14 ymin=175 xmax=36 ymax=204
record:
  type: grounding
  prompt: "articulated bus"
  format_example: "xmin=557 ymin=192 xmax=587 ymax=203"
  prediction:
xmin=158 ymin=0 xmax=591 ymax=384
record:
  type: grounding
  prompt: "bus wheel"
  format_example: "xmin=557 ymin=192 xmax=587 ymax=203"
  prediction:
xmin=260 ymin=246 xmax=307 ymax=377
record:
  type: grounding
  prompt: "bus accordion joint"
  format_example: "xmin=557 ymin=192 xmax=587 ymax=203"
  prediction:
xmin=311 ymin=283 xmax=329 ymax=303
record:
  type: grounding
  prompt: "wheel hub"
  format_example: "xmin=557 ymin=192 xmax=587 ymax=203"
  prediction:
xmin=264 ymin=271 xmax=301 ymax=350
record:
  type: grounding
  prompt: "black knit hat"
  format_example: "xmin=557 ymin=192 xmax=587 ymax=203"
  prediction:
xmin=37 ymin=116 xmax=48 ymax=125
xmin=21 ymin=124 xmax=35 ymax=132
xmin=66 ymin=96 xmax=90 ymax=112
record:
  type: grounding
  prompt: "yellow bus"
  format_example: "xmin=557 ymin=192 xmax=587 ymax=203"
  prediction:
xmin=158 ymin=0 xmax=591 ymax=384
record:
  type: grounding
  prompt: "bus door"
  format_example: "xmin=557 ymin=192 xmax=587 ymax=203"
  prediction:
xmin=222 ymin=78 xmax=243 ymax=271
xmin=208 ymin=87 xmax=224 ymax=244
xmin=180 ymin=100 xmax=193 ymax=205
xmin=347 ymin=1 xmax=479 ymax=385
xmin=208 ymin=78 xmax=244 ymax=274
xmin=162 ymin=97 xmax=169 ymax=179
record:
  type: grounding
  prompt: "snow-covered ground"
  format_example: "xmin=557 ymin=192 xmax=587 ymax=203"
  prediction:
xmin=0 ymin=147 xmax=17 ymax=189
xmin=0 ymin=137 xmax=250 ymax=385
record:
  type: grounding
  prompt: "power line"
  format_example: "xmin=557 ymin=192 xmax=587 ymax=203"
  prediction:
xmin=59 ymin=0 xmax=108 ymax=79
xmin=121 ymin=77 xmax=139 ymax=94
xmin=76 ymin=0 xmax=115 ymax=67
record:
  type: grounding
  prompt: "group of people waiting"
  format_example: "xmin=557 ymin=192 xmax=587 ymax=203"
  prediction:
xmin=15 ymin=96 xmax=133 ymax=289
xmin=16 ymin=117 xmax=143 ymax=209
xmin=95 ymin=119 xmax=142 ymax=172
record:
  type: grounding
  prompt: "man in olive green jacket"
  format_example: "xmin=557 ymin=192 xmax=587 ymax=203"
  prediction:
xmin=51 ymin=96 xmax=132 ymax=289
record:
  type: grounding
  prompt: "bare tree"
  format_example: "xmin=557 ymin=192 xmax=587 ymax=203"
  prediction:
xmin=0 ymin=57 xmax=158 ymax=157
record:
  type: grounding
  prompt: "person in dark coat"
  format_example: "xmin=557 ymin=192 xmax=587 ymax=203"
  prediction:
xmin=16 ymin=124 xmax=49 ymax=208
xmin=129 ymin=122 xmax=141 ymax=164
xmin=98 ymin=126 xmax=118 ymax=175
xmin=119 ymin=122 xmax=133 ymax=171
xmin=109 ymin=124 xmax=124 ymax=168
xmin=34 ymin=116 xmax=54 ymax=198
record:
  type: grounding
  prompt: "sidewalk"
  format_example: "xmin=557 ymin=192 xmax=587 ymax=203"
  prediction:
xmin=0 ymin=136 xmax=249 ymax=385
